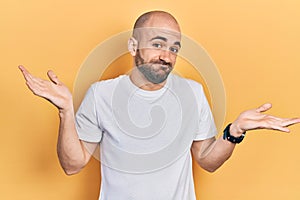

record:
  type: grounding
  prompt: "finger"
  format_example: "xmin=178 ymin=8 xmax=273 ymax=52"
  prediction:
xmin=266 ymin=118 xmax=300 ymax=133
xmin=262 ymin=120 xmax=290 ymax=132
xmin=280 ymin=118 xmax=300 ymax=127
xmin=268 ymin=115 xmax=286 ymax=121
xmin=272 ymin=126 xmax=290 ymax=133
xmin=18 ymin=65 xmax=34 ymax=81
xmin=19 ymin=66 xmax=45 ymax=87
xmin=256 ymin=103 xmax=272 ymax=113
xmin=47 ymin=70 xmax=60 ymax=85
xmin=19 ymin=66 xmax=45 ymax=93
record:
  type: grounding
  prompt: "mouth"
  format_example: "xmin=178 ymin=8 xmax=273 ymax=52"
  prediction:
xmin=160 ymin=64 xmax=172 ymax=71
xmin=151 ymin=63 xmax=171 ymax=69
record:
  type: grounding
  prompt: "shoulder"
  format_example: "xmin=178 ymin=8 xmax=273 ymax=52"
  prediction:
xmin=171 ymin=74 xmax=204 ymax=93
xmin=91 ymin=75 xmax=127 ymax=92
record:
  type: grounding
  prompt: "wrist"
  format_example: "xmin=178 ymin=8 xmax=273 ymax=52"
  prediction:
xmin=59 ymin=104 xmax=74 ymax=117
xmin=229 ymin=122 xmax=245 ymax=137
xmin=223 ymin=123 xmax=246 ymax=144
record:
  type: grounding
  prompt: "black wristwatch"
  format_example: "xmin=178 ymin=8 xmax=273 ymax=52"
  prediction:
xmin=223 ymin=123 xmax=246 ymax=144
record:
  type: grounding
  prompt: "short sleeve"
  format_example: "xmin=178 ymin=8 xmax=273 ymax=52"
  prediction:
xmin=75 ymin=84 xmax=103 ymax=143
xmin=187 ymin=80 xmax=217 ymax=141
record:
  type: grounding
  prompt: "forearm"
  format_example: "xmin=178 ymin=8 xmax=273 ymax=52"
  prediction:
xmin=199 ymin=137 xmax=235 ymax=172
xmin=193 ymin=136 xmax=236 ymax=172
xmin=57 ymin=108 xmax=89 ymax=175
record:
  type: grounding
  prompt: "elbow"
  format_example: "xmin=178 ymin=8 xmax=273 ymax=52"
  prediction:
xmin=59 ymin=159 xmax=86 ymax=176
xmin=201 ymin=153 xmax=233 ymax=173
xmin=198 ymin=161 xmax=219 ymax=173
xmin=63 ymin=167 xmax=82 ymax=176
xmin=198 ymin=159 xmax=227 ymax=173
xmin=203 ymin=165 xmax=219 ymax=173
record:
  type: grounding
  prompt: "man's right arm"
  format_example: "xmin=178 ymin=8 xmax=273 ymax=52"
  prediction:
xmin=19 ymin=65 xmax=93 ymax=175
xmin=57 ymin=107 xmax=93 ymax=175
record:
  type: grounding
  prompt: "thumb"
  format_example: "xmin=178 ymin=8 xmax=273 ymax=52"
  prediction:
xmin=47 ymin=70 xmax=60 ymax=84
xmin=256 ymin=103 xmax=272 ymax=113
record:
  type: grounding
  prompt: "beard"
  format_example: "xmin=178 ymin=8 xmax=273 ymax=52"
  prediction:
xmin=135 ymin=50 xmax=173 ymax=84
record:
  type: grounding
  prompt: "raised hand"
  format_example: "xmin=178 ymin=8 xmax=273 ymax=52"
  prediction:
xmin=19 ymin=65 xmax=73 ymax=111
xmin=230 ymin=103 xmax=300 ymax=136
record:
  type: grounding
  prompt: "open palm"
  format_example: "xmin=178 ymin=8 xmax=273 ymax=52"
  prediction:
xmin=19 ymin=65 xmax=73 ymax=111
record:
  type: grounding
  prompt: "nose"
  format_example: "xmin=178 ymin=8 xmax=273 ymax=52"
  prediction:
xmin=159 ymin=50 xmax=172 ymax=63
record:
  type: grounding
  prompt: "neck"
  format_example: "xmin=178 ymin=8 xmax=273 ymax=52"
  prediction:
xmin=129 ymin=67 xmax=167 ymax=91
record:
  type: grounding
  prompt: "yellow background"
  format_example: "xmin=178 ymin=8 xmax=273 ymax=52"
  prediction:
xmin=1 ymin=0 xmax=300 ymax=199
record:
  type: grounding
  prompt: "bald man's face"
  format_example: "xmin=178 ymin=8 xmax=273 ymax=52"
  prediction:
xmin=133 ymin=27 xmax=181 ymax=84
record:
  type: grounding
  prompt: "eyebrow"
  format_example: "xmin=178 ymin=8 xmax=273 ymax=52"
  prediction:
xmin=150 ymin=36 xmax=181 ymax=48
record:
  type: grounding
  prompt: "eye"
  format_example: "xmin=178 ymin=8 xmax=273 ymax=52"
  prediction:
xmin=169 ymin=46 xmax=179 ymax=54
xmin=152 ymin=43 xmax=162 ymax=48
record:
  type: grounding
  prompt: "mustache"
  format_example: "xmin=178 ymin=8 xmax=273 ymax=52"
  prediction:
xmin=134 ymin=49 xmax=172 ymax=69
xmin=148 ymin=59 xmax=172 ymax=68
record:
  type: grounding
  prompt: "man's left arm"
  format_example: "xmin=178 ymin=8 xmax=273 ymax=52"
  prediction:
xmin=191 ymin=103 xmax=300 ymax=172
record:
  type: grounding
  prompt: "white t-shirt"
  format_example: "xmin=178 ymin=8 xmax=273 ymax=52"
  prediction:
xmin=76 ymin=74 xmax=217 ymax=200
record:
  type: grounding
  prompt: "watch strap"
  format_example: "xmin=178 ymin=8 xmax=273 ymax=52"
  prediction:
xmin=223 ymin=123 xmax=246 ymax=144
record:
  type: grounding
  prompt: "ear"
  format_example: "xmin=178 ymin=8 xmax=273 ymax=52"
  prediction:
xmin=128 ymin=37 xmax=138 ymax=56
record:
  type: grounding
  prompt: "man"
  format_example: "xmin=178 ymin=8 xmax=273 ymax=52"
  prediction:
xmin=19 ymin=11 xmax=299 ymax=200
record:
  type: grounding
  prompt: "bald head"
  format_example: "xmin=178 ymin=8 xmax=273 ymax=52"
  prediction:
xmin=133 ymin=11 xmax=181 ymax=37
xmin=134 ymin=11 xmax=180 ymax=29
